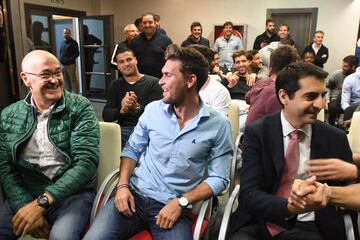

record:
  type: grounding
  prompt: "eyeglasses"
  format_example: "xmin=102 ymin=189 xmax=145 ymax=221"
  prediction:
xmin=25 ymin=71 xmax=63 ymax=81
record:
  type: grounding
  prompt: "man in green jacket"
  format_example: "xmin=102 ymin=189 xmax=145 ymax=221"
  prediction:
xmin=0 ymin=50 xmax=99 ymax=239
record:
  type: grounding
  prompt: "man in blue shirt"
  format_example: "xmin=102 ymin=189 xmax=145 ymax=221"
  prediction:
xmin=341 ymin=67 xmax=360 ymax=111
xmin=84 ymin=44 xmax=233 ymax=240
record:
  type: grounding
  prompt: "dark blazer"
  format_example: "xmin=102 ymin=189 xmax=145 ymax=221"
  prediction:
xmin=230 ymin=112 xmax=358 ymax=240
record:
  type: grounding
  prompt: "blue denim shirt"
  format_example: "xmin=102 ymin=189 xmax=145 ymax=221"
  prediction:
xmin=341 ymin=67 xmax=360 ymax=110
xmin=122 ymin=100 xmax=233 ymax=204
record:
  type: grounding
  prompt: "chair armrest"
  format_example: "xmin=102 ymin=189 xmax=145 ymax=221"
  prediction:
xmin=193 ymin=199 xmax=210 ymax=240
xmin=90 ymin=169 xmax=119 ymax=225
xmin=230 ymin=134 xmax=242 ymax=194
xmin=218 ymin=184 xmax=240 ymax=240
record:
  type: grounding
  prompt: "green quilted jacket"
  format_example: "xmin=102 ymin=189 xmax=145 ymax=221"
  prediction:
xmin=0 ymin=91 xmax=99 ymax=212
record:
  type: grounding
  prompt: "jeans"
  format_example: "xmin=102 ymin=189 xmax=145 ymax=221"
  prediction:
xmin=0 ymin=191 xmax=95 ymax=240
xmin=84 ymin=192 xmax=193 ymax=240
xmin=121 ymin=125 xmax=135 ymax=149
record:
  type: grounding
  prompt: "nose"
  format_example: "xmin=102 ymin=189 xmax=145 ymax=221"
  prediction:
xmin=159 ymin=75 xmax=165 ymax=85
xmin=313 ymin=95 xmax=324 ymax=110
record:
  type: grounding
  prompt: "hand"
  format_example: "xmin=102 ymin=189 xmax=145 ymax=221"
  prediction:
xmin=306 ymin=158 xmax=358 ymax=181
xmin=155 ymin=198 xmax=182 ymax=229
xmin=120 ymin=91 xmax=138 ymax=114
xmin=12 ymin=200 xmax=45 ymax=237
xmin=343 ymin=120 xmax=352 ymax=131
xmin=260 ymin=41 xmax=268 ymax=48
xmin=246 ymin=73 xmax=256 ymax=86
xmin=288 ymin=176 xmax=330 ymax=215
xmin=212 ymin=66 xmax=220 ymax=74
xmin=28 ymin=217 xmax=51 ymax=239
xmin=227 ymin=72 xmax=239 ymax=88
xmin=325 ymin=99 xmax=329 ymax=110
xmin=114 ymin=187 xmax=136 ymax=218
xmin=289 ymin=176 xmax=317 ymax=209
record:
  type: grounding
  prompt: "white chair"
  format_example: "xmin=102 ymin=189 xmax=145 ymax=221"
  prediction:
xmin=317 ymin=108 xmax=325 ymax=122
xmin=218 ymin=184 xmax=240 ymax=240
xmin=227 ymin=100 xmax=240 ymax=143
xmin=348 ymin=111 xmax=360 ymax=153
xmin=89 ymin=121 xmax=121 ymax=224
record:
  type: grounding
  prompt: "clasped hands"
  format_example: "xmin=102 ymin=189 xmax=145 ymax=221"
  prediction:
xmin=226 ymin=72 xmax=256 ymax=88
xmin=288 ymin=175 xmax=331 ymax=215
xmin=120 ymin=91 xmax=141 ymax=114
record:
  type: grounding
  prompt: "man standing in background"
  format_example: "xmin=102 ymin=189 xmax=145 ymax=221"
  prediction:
xmin=130 ymin=12 xmax=172 ymax=79
xmin=303 ymin=31 xmax=329 ymax=68
xmin=253 ymin=18 xmax=279 ymax=50
xmin=59 ymin=28 xmax=79 ymax=93
xmin=213 ymin=21 xmax=244 ymax=72
xmin=181 ymin=21 xmax=210 ymax=47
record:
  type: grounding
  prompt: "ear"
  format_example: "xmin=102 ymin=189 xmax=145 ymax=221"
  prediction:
xmin=278 ymin=89 xmax=289 ymax=106
xmin=20 ymin=72 xmax=31 ymax=89
xmin=187 ymin=74 xmax=197 ymax=89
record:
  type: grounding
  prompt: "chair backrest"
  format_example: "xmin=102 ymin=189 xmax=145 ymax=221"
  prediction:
xmin=98 ymin=122 xmax=121 ymax=190
xmin=228 ymin=100 xmax=240 ymax=143
xmin=348 ymin=111 xmax=360 ymax=153
xmin=317 ymin=108 xmax=325 ymax=122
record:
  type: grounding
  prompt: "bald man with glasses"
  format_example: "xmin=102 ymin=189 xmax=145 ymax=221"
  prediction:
xmin=0 ymin=50 xmax=99 ymax=240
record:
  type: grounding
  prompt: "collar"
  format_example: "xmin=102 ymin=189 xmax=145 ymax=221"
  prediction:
xmin=161 ymin=98 xmax=210 ymax=120
xmin=23 ymin=91 xmax=66 ymax=114
xmin=280 ymin=110 xmax=311 ymax=138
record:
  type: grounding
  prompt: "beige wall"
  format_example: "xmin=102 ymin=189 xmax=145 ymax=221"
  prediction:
xmin=99 ymin=0 xmax=360 ymax=75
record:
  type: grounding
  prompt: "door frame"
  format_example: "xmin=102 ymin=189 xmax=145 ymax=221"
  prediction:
xmin=267 ymin=8 xmax=318 ymax=47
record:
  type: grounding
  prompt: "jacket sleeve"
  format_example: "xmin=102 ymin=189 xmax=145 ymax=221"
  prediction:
xmin=239 ymin=124 xmax=292 ymax=228
xmin=0 ymin=112 xmax=34 ymax=212
xmin=45 ymin=99 xmax=99 ymax=203
xmin=102 ymin=80 xmax=121 ymax=122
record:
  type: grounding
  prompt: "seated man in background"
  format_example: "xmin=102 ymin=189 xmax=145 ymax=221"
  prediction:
xmin=327 ymin=55 xmax=357 ymax=125
xmin=245 ymin=45 xmax=298 ymax=124
xmin=246 ymin=49 xmax=270 ymax=81
xmin=222 ymin=49 xmax=252 ymax=100
xmin=0 ymin=50 xmax=99 ymax=240
xmin=103 ymin=48 xmax=162 ymax=148
xmin=84 ymin=44 xmax=233 ymax=240
xmin=302 ymin=50 xmax=315 ymax=64
xmin=191 ymin=44 xmax=231 ymax=115
xmin=340 ymin=62 xmax=360 ymax=116
xmin=230 ymin=62 xmax=359 ymax=240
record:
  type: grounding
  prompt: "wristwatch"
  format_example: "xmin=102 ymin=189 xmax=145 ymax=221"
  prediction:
xmin=37 ymin=195 xmax=50 ymax=209
xmin=177 ymin=196 xmax=189 ymax=208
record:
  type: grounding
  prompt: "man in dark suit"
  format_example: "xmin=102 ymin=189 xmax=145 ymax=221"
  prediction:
xmin=229 ymin=62 xmax=359 ymax=240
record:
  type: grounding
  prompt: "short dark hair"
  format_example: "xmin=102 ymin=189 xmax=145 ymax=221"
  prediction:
xmin=141 ymin=12 xmax=155 ymax=22
xmin=190 ymin=21 xmax=202 ymax=31
xmin=165 ymin=44 xmax=209 ymax=92
xmin=270 ymin=46 xmax=298 ymax=74
xmin=266 ymin=18 xmax=274 ymax=25
xmin=154 ymin=14 xmax=160 ymax=22
xmin=275 ymin=62 xmax=328 ymax=104
xmin=343 ymin=55 xmax=358 ymax=67
xmin=280 ymin=37 xmax=295 ymax=46
xmin=189 ymin=44 xmax=214 ymax=65
xmin=246 ymin=50 xmax=259 ymax=61
xmin=134 ymin=18 xmax=141 ymax=27
xmin=223 ymin=21 xmax=234 ymax=29
xmin=114 ymin=48 xmax=135 ymax=62
xmin=232 ymin=49 xmax=247 ymax=62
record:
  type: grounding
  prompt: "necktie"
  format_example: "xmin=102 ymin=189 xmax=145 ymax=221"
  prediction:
xmin=267 ymin=130 xmax=304 ymax=236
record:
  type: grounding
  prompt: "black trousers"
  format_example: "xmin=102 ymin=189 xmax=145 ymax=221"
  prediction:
xmin=229 ymin=221 xmax=323 ymax=240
